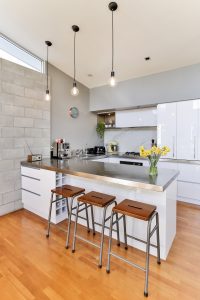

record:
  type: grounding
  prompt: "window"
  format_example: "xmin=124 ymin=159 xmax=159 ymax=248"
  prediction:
xmin=0 ymin=33 xmax=44 ymax=73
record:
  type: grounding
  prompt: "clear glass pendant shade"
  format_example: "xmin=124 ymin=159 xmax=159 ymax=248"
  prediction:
xmin=109 ymin=71 xmax=117 ymax=87
xmin=71 ymin=82 xmax=79 ymax=96
xmin=45 ymin=89 xmax=51 ymax=101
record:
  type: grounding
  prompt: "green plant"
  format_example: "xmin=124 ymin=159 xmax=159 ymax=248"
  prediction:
xmin=96 ymin=121 xmax=105 ymax=139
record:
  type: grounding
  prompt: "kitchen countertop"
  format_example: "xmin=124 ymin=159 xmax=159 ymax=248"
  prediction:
xmin=81 ymin=153 xmax=200 ymax=165
xmin=21 ymin=158 xmax=179 ymax=192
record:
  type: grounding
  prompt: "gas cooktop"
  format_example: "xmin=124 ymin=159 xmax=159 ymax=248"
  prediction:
xmin=122 ymin=152 xmax=141 ymax=158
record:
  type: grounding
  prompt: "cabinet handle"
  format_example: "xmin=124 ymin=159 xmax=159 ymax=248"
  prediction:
xmin=194 ymin=136 xmax=196 ymax=159
xmin=173 ymin=136 xmax=175 ymax=158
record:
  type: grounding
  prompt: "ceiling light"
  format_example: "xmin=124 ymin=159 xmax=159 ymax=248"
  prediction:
xmin=108 ymin=2 xmax=118 ymax=87
xmin=71 ymin=25 xmax=79 ymax=96
xmin=45 ymin=41 xmax=52 ymax=101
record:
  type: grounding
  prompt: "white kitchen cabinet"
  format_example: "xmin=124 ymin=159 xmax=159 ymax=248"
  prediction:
xmin=178 ymin=163 xmax=200 ymax=183
xmin=177 ymin=100 xmax=199 ymax=160
xmin=157 ymin=103 xmax=177 ymax=159
xmin=158 ymin=160 xmax=177 ymax=172
xmin=178 ymin=182 xmax=200 ymax=203
xmin=21 ymin=167 xmax=68 ymax=223
xmin=115 ymin=107 xmax=157 ymax=128
xmin=198 ymin=100 xmax=200 ymax=160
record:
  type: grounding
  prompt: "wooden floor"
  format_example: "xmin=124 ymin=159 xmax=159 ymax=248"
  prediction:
xmin=0 ymin=202 xmax=200 ymax=300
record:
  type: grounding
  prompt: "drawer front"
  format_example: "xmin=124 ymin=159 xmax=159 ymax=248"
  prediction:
xmin=22 ymin=176 xmax=41 ymax=195
xmin=178 ymin=163 xmax=200 ymax=183
xmin=21 ymin=166 xmax=41 ymax=179
xmin=178 ymin=181 xmax=200 ymax=200
xmin=22 ymin=190 xmax=45 ymax=218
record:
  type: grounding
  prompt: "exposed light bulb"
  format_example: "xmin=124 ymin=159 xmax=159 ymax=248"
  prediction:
xmin=71 ymin=82 xmax=79 ymax=96
xmin=109 ymin=71 xmax=117 ymax=87
xmin=45 ymin=89 xmax=51 ymax=101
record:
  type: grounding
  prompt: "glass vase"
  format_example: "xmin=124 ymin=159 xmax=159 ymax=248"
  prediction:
xmin=149 ymin=159 xmax=158 ymax=176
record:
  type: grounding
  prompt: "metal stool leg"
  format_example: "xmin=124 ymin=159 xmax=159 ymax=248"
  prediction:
xmin=144 ymin=220 xmax=151 ymax=297
xmin=91 ymin=205 xmax=96 ymax=235
xmin=123 ymin=215 xmax=128 ymax=250
xmin=156 ymin=212 xmax=161 ymax=264
xmin=116 ymin=212 xmax=120 ymax=246
xmin=66 ymin=197 xmax=70 ymax=218
xmin=98 ymin=206 xmax=108 ymax=268
xmin=72 ymin=201 xmax=80 ymax=253
xmin=106 ymin=211 xmax=114 ymax=273
xmin=46 ymin=192 xmax=54 ymax=238
xmin=85 ymin=203 xmax=90 ymax=233
xmin=65 ymin=196 xmax=74 ymax=249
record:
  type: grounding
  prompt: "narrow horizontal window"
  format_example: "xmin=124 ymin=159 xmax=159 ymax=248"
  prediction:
xmin=0 ymin=33 xmax=44 ymax=73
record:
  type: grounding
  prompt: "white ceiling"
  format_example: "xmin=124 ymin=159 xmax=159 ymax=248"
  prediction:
xmin=1 ymin=0 xmax=200 ymax=88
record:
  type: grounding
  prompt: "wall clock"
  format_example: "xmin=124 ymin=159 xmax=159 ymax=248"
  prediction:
xmin=69 ymin=107 xmax=79 ymax=118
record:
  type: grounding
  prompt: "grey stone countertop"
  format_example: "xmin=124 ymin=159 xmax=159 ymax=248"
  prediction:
xmin=81 ymin=153 xmax=200 ymax=164
xmin=21 ymin=158 xmax=179 ymax=192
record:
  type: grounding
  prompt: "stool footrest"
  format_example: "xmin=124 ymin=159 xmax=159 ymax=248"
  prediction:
xmin=75 ymin=235 xmax=100 ymax=249
xmin=126 ymin=233 xmax=158 ymax=249
xmin=109 ymin=252 xmax=145 ymax=272
xmin=111 ymin=214 xmax=124 ymax=226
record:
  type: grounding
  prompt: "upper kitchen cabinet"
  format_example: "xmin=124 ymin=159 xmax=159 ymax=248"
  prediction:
xmin=177 ymin=100 xmax=199 ymax=160
xmin=115 ymin=107 xmax=157 ymax=128
xmin=157 ymin=103 xmax=177 ymax=159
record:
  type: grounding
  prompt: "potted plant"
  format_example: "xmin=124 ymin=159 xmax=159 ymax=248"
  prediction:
xmin=140 ymin=145 xmax=170 ymax=176
xmin=96 ymin=121 xmax=105 ymax=139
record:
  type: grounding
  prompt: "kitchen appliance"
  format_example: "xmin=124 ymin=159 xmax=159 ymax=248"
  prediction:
xmin=122 ymin=152 xmax=141 ymax=158
xmin=51 ymin=139 xmax=71 ymax=159
xmin=27 ymin=154 xmax=42 ymax=162
xmin=120 ymin=160 xmax=143 ymax=166
xmin=86 ymin=148 xmax=95 ymax=155
xmin=94 ymin=146 xmax=106 ymax=155
xmin=107 ymin=141 xmax=119 ymax=154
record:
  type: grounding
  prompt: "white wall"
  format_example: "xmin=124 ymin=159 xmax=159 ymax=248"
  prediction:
xmin=0 ymin=58 xmax=50 ymax=216
xmin=90 ymin=63 xmax=200 ymax=111
xmin=49 ymin=65 xmax=98 ymax=150
xmin=104 ymin=128 xmax=157 ymax=153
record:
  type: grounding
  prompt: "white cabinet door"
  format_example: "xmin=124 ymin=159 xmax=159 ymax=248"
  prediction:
xmin=178 ymin=163 xmax=200 ymax=183
xmin=177 ymin=100 xmax=199 ymax=160
xmin=198 ymin=101 xmax=200 ymax=160
xmin=157 ymin=103 xmax=177 ymax=159
xmin=115 ymin=108 xmax=157 ymax=128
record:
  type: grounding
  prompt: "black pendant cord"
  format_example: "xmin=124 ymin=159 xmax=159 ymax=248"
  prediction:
xmin=46 ymin=45 xmax=49 ymax=90
xmin=73 ymin=31 xmax=76 ymax=83
xmin=111 ymin=10 xmax=114 ymax=72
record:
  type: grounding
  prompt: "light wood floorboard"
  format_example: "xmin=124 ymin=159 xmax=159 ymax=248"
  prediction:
xmin=0 ymin=202 xmax=200 ymax=299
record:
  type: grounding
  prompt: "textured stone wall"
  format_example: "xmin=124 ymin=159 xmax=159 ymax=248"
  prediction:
xmin=0 ymin=58 xmax=50 ymax=215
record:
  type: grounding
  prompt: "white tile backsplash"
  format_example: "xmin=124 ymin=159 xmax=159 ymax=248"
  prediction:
xmin=104 ymin=128 xmax=157 ymax=153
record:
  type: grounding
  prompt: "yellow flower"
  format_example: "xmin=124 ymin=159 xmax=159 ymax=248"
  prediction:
xmin=161 ymin=146 xmax=170 ymax=156
xmin=139 ymin=145 xmax=170 ymax=158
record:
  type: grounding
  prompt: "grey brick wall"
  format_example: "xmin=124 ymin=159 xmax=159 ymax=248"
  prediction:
xmin=0 ymin=58 xmax=50 ymax=216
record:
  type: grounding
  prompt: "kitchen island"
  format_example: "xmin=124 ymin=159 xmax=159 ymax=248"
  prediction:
xmin=21 ymin=158 xmax=179 ymax=260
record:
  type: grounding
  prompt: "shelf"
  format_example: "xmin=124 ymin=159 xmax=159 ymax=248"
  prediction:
xmin=105 ymin=126 xmax=157 ymax=130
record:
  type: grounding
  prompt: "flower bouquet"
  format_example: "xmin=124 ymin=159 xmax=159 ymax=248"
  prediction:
xmin=140 ymin=145 xmax=170 ymax=176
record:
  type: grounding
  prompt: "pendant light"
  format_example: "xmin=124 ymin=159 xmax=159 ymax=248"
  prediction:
xmin=108 ymin=2 xmax=118 ymax=87
xmin=45 ymin=41 xmax=52 ymax=101
xmin=71 ymin=25 xmax=79 ymax=96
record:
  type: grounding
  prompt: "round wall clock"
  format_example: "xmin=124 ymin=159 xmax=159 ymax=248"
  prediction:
xmin=69 ymin=107 xmax=79 ymax=118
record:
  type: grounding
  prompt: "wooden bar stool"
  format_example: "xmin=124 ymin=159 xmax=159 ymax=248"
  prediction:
xmin=106 ymin=199 xmax=161 ymax=297
xmin=72 ymin=191 xmax=120 ymax=268
xmin=46 ymin=184 xmax=91 ymax=249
